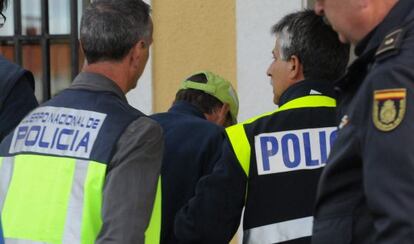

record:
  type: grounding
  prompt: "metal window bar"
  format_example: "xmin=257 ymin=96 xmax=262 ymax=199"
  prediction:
xmin=0 ymin=0 xmax=81 ymax=102
xmin=13 ymin=0 xmax=22 ymax=64
xmin=40 ymin=0 xmax=50 ymax=102
xmin=70 ymin=0 xmax=79 ymax=80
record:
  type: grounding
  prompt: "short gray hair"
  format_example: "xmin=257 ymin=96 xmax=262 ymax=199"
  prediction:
xmin=276 ymin=27 xmax=292 ymax=60
xmin=80 ymin=0 xmax=151 ymax=64
xmin=272 ymin=9 xmax=349 ymax=81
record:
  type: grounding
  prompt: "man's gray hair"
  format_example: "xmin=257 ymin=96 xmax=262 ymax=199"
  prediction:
xmin=272 ymin=9 xmax=349 ymax=82
xmin=276 ymin=27 xmax=292 ymax=60
xmin=80 ymin=0 xmax=151 ymax=64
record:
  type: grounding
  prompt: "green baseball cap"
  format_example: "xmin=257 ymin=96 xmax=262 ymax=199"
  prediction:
xmin=179 ymin=71 xmax=239 ymax=123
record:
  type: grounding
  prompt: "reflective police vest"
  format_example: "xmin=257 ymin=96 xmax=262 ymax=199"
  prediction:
xmin=0 ymin=88 xmax=161 ymax=244
xmin=226 ymin=95 xmax=337 ymax=244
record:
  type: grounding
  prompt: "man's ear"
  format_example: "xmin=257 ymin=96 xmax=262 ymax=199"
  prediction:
xmin=130 ymin=41 xmax=145 ymax=66
xmin=139 ymin=39 xmax=147 ymax=49
xmin=204 ymin=103 xmax=230 ymax=126
xmin=216 ymin=103 xmax=230 ymax=126
xmin=288 ymin=55 xmax=304 ymax=80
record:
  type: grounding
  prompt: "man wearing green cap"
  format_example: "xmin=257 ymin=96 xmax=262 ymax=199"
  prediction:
xmin=150 ymin=71 xmax=239 ymax=244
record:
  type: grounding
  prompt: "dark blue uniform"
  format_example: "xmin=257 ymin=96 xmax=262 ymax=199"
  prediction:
xmin=0 ymin=56 xmax=38 ymax=142
xmin=312 ymin=0 xmax=414 ymax=243
xmin=151 ymin=101 xmax=225 ymax=244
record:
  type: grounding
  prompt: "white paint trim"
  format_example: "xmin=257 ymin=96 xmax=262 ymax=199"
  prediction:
xmin=126 ymin=0 xmax=153 ymax=114
xmin=236 ymin=0 xmax=303 ymax=122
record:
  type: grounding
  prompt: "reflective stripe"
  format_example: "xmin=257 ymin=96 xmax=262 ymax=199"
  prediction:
xmin=277 ymin=95 xmax=336 ymax=112
xmin=62 ymin=159 xmax=89 ymax=244
xmin=81 ymin=161 xmax=106 ymax=243
xmin=5 ymin=238 xmax=47 ymax=244
xmin=1 ymin=155 xmax=105 ymax=244
xmin=0 ymin=157 xmax=14 ymax=212
xmin=243 ymin=95 xmax=336 ymax=125
xmin=145 ymin=177 xmax=162 ymax=244
xmin=243 ymin=216 xmax=313 ymax=244
xmin=2 ymin=155 xmax=77 ymax=242
xmin=226 ymin=125 xmax=250 ymax=177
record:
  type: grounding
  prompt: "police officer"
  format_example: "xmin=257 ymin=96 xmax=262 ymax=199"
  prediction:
xmin=312 ymin=0 xmax=414 ymax=243
xmin=151 ymin=71 xmax=239 ymax=244
xmin=0 ymin=1 xmax=163 ymax=243
xmin=0 ymin=0 xmax=38 ymax=142
xmin=174 ymin=10 xmax=349 ymax=244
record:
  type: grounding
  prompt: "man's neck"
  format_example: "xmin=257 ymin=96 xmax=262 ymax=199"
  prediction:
xmin=82 ymin=61 xmax=129 ymax=94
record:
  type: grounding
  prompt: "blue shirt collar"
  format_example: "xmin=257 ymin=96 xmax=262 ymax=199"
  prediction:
xmin=278 ymin=79 xmax=335 ymax=107
xmin=355 ymin=0 xmax=414 ymax=56
xmin=168 ymin=101 xmax=206 ymax=120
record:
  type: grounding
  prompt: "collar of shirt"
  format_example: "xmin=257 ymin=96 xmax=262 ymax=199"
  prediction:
xmin=70 ymin=72 xmax=128 ymax=103
xmin=278 ymin=79 xmax=335 ymax=107
xmin=335 ymin=0 xmax=414 ymax=94
xmin=168 ymin=101 xmax=206 ymax=120
xmin=355 ymin=0 xmax=414 ymax=57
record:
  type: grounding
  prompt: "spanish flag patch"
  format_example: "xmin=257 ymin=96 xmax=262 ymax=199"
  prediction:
xmin=373 ymin=88 xmax=406 ymax=131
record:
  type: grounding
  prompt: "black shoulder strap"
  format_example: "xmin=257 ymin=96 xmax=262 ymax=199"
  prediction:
xmin=375 ymin=14 xmax=414 ymax=61
xmin=0 ymin=56 xmax=35 ymax=110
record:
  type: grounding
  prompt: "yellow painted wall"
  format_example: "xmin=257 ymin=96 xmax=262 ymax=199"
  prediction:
xmin=152 ymin=0 xmax=237 ymax=113
xmin=152 ymin=2 xmax=240 ymax=243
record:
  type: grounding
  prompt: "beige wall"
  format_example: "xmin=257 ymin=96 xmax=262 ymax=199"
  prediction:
xmin=151 ymin=0 xmax=237 ymax=113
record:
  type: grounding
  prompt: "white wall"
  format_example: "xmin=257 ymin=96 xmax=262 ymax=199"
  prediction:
xmin=126 ymin=0 xmax=153 ymax=115
xmin=236 ymin=0 xmax=305 ymax=122
xmin=126 ymin=54 xmax=153 ymax=114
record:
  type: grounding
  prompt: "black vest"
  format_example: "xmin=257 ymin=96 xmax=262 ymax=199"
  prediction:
xmin=227 ymin=81 xmax=337 ymax=244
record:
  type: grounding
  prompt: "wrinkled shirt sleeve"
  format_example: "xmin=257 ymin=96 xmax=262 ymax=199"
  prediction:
xmin=96 ymin=117 xmax=164 ymax=244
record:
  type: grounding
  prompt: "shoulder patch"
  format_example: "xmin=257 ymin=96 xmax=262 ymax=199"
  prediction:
xmin=375 ymin=28 xmax=404 ymax=58
xmin=373 ymin=88 xmax=406 ymax=131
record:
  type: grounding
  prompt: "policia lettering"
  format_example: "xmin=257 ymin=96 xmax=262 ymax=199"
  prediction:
xmin=10 ymin=106 xmax=106 ymax=158
xmin=256 ymin=127 xmax=337 ymax=175
xmin=228 ymin=95 xmax=337 ymax=178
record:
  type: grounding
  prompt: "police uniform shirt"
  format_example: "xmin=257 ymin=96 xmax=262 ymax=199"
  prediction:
xmin=312 ymin=0 xmax=414 ymax=243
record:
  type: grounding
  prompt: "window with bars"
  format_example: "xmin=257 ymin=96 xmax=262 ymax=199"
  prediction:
xmin=0 ymin=0 xmax=89 ymax=102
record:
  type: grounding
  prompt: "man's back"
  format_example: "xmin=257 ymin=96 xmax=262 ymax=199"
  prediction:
xmin=0 ymin=72 xmax=163 ymax=243
xmin=152 ymin=101 xmax=225 ymax=244
xmin=233 ymin=80 xmax=337 ymax=243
